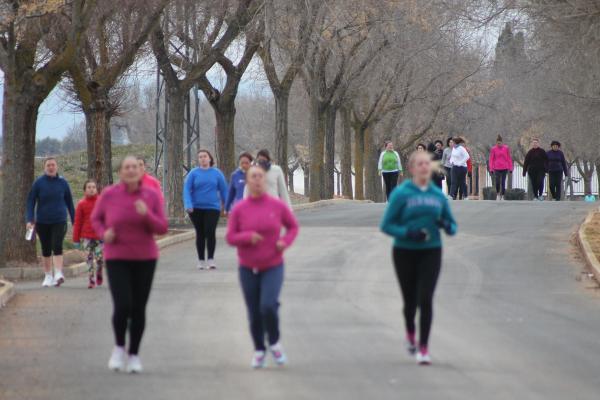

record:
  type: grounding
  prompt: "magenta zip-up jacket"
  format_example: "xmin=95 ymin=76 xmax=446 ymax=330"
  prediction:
xmin=91 ymin=183 xmax=168 ymax=261
xmin=226 ymin=194 xmax=299 ymax=271
xmin=489 ymin=144 xmax=513 ymax=172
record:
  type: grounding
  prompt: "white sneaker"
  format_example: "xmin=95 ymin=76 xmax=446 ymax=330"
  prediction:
xmin=251 ymin=351 xmax=266 ymax=369
xmin=197 ymin=260 xmax=206 ymax=270
xmin=126 ymin=355 xmax=143 ymax=374
xmin=416 ymin=350 xmax=432 ymax=365
xmin=108 ymin=346 xmax=127 ymax=371
xmin=53 ymin=271 xmax=65 ymax=287
xmin=270 ymin=342 xmax=287 ymax=365
xmin=207 ymin=259 xmax=217 ymax=270
xmin=42 ymin=274 xmax=53 ymax=287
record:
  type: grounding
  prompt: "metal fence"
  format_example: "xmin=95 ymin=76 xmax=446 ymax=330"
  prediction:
xmin=484 ymin=164 xmax=599 ymax=196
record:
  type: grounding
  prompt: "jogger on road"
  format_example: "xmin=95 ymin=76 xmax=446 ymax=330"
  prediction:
xmin=26 ymin=157 xmax=75 ymax=287
xmin=226 ymin=165 xmax=299 ymax=369
xmin=378 ymin=140 xmax=402 ymax=201
xmin=489 ymin=135 xmax=513 ymax=199
xmin=546 ymin=141 xmax=569 ymax=201
xmin=523 ymin=138 xmax=548 ymax=200
xmin=184 ymin=149 xmax=228 ymax=270
xmin=92 ymin=156 xmax=168 ymax=374
xmin=380 ymin=151 xmax=457 ymax=365
xmin=73 ymin=180 xmax=103 ymax=289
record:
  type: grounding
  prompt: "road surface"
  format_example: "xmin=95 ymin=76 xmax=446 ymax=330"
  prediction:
xmin=1 ymin=201 xmax=599 ymax=400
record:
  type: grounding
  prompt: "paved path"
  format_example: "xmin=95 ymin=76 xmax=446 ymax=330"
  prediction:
xmin=1 ymin=201 xmax=599 ymax=400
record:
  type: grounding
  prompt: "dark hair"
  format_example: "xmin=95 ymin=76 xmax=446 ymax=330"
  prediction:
xmin=434 ymin=140 xmax=443 ymax=146
xmin=416 ymin=143 xmax=427 ymax=150
xmin=427 ymin=143 xmax=436 ymax=153
xmin=83 ymin=179 xmax=97 ymax=192
xmin=256 ymin=149 xmax=271 ymax=162
xmin=446 ymin=137 xmax=454 ymax=146
xmin=550 ymin=140 xmax=561 ymax=147
xmin=239 ymin=152 xmax=254 ymax=162
xmin=453 ymin=137 xmax=465 ymax=145
xmin=496 ymin=134 xmax=503 ymax=143
xmin=198 ymin=149 xmax=215 ymax=166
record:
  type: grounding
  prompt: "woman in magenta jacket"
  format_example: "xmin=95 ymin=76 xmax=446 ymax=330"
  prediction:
xmin=226 ymin=164 xmax=299 ymax=369
xmin=489 ymin=135 xmax=513 ymax=199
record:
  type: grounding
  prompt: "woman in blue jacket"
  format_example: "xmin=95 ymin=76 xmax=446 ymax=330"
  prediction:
xmin=184 ymin=149 xmax=228 ymax=270
xmin=225 ymin=152 xmax=253 ymax=213
xmin=26 ymin=157 xmax=75 ymax=287
xmin=380 ymin=151 xmax=457 ymax=365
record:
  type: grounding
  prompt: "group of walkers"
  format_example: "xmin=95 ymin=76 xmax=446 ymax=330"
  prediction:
xmin=25 ymin=148 xmax=296 ymax=373
xmin=378 ymin=135 xmax=571 ymax=202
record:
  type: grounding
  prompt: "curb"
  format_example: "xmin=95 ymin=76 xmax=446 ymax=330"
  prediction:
xmin=577 ymin=207 xmax=600 ymax=282
xmin=292 ymin=199 xmax=374 ymax=211
xmin=0 ymin=279 xmax=15 ymax=308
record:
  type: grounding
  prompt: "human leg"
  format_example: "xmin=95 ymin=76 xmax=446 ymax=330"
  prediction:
xmin=415 ymin=248 xmax=442 ymax=348
xmin=239 ymin=267 xmax=265 ymax=351
xmin=106 ymin=261 xmax=133 ymax=349
xmin=128 ymin=260 xmax=157 ymax=355
xmin=259 ymin=265 xmax=285 ymax=347
xmin=189 ymin=209 xmax=206 ymax=261
xmin=393 ymin=248 xmax=418 ymax=338
xmin=203 ymin=210 xmax=220 ymax=261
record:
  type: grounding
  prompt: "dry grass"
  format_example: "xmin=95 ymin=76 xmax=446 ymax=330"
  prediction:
xmin=584 ymin=212 xmax=600 ymax=264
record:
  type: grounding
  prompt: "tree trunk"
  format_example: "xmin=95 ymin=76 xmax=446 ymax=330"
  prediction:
xmin=576 ymin=160 xmax=595 ymax=196
xmin=340 ymin=107 xmax=353 ymax=199
xmin=324 ymin=105 xmax=337 ymax=199
xmin=165 ymin=86 xmax=186 ymax=220
xmin=84 ymin=99 xmax=112 ymax=188
xmin=303 ymin=164 xmax=310 ymax=197
xmin=288 ymin=168 xmax=295 ymax=194
xmin=309 ymin=95 xmax=326 ymax=202
xmin=353 ymin=124 xmax=365 ymax=200
xmin=364 ymin=127 xmax=382 ymax=202
xmin=274 ymin=90 xmax=290 ymax=182
xmin=0 ymin=86 xmax=39 ymax=267
xmin=213 ymin=102 xmax=237 ymax=179
xmin=596 ymin=160 xmax=600 ymax=196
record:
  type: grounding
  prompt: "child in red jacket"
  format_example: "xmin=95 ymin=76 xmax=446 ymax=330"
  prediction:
xmin=73 ymin=180 xmax=103 ymax=288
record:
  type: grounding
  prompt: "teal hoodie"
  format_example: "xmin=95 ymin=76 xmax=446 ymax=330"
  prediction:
xmin=380 ymin=180 xmax=457 ymax=249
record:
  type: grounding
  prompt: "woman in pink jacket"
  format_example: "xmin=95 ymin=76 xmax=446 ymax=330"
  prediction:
xmin=489 ymin=135 xmax=513 ymax=200
xmin=92 ymin=156 xmax=168 ymax=374
xmin=226 ymin=164 xmax=299 ymax=369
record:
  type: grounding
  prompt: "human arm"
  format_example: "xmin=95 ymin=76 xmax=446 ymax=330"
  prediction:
xmin=183 ymin=171 xmax=194 ymax=212
xmin=276 ymin=167 xmax=292 ymax=206
xmin=561 ymin=152 xmax=569 ymax=176
xmin=225 ymin=173 xmax=236 ymax=212
xmin=523 ymin=151 xmax=530 ymax=176
xmin=394 ymin=151 xmax=402 ymax=172
xmin=141 ymin=192 xmax=169 ymax=235
xmin=380 ymin=189 xmax=408 ymax=238
xmin=217 ymin=171 xmax=229 ymax=210
xmin=26 ymin=180 xmax=39 ymax=224
xmin=64 ymin=181 xmax=75 ymax=224
xmin=225 ymin=207 xmax=256 ymax=246
xmin=438 ymin=198 xmax=458 ymax=236
xmin=377 ymin=152 xmax=384 ymax=173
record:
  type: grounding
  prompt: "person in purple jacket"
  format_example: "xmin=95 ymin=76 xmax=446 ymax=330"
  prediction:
xmin=92 ymin=155 xmax=168 ymax=374
xmin=225 ymin=152 xmax=253 ymax=213
xmin=547 ymin=141 xmax=569 ymax=201
xmin=226 ymin=165 xmax=299 ymax=369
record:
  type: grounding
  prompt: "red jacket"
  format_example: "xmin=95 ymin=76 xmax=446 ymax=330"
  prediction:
xmin=466 ymin=147 xmax=473 ymax=173
xmin=73 ymin=195 xmax=100 ymax=242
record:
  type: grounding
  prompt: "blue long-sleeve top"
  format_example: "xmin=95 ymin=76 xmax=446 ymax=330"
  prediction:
xmin=380 ymin=180 xmax=457 ymax=249
xmin=183 ymin=167 xmax=228 ymax=211
xmin=546 ymin=149 xmax=569 ymax=175
xmin=26 ymin=175 xmax=75 ymax=224
xmin=225 ymin=168 xmax=246 ymax=212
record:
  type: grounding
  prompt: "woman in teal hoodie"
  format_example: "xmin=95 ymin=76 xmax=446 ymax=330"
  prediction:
xmin=380 ymin=151 xmax=457 ymax=365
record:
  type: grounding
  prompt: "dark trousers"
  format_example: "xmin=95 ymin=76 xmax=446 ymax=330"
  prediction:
xmin=382 ymin=171 xmax=399 ymax=201
xmin=36 ymin=223 xmax=67 ymax=257
xmin=106 ymin=260 xmax=157 ymax=355
xmin=444 ymin=167 xmax=452 ymax=194
xmin=528 ymin=169 xmax=546 ymax=198
xmin=189 ymin=209 xmax=220 ymax=260
xmin=450 ymin=166 xmax=468 ymax=200
xmin=393 ymin=247 xmax=442 ymax=347
xmin=494 ymin=170 xmax=509 ymax=195
xmin=239 ymin=265 xmax=284 ymax=351
xmin=548 ymin=171 xmax=563 ymax=200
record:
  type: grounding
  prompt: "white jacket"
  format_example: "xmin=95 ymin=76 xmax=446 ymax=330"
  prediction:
xmin=450 ymin=145 xmax=470 ymax=167
xmin=244 ymin=164 xmax=291 ymax=206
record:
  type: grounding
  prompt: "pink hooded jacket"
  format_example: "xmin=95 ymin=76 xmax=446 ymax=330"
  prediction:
xmin=489 ymin=144 xmax=513 ymax=172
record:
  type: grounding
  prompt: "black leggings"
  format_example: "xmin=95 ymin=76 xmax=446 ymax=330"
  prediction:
xmin=528 ymin=169 xmax=545 ymax=198
xmin=548 ymin=171 xmax=563 ymax=200
xmin=106 ymin=260 xmax=156 ymax=355
xmin=494 ymin=170 xmax=508 ymax=195
xmin=189 ymin=209 xmax=220 ymax=260
xmin=36 ymin=223 xmax=67 ymax=257
xmin=444 ymin=166 xmax=452 ymax=193
xmin=382 ymin=171 xmax=399 ymax=201
xmin=450 ymin=166 xmax=468 ymax=200
xmin=393 ymin=247 xmax=442 ymax=347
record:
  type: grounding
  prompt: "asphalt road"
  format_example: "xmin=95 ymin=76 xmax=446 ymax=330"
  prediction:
xmin=1 ymin=201 xmax=599 ymax=400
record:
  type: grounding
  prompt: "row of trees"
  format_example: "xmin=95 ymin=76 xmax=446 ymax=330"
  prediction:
xmin=1 ymin=1 xmax=598 ymax=266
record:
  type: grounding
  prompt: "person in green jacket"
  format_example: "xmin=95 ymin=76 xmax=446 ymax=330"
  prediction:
xmin=380 ymin=150 xmax=457 ymax=365
xmin=378 ymin=140 xmax=402 ymax=201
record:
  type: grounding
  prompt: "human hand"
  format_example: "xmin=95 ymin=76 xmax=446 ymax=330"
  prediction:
xmin=135 ymin=199 xmax=148 ymax=216
xmin=26 ymin=222 xmax=34 ymax=231
xmin=406 ymin=229 xmax=429 ymax=242
xmin=103 ymin=228 xmax=116 ymax=244
xmin=251 ymin=232 xmax=263 ymax=245
xmin=276 ymin=240 xmax=286 ymax=252
xmin=186 ymin=208 xmax=193 ymax=214
xmin=437 ymin=219 xmax=453 ymax=234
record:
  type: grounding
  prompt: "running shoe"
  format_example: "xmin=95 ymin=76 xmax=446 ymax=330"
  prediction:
xmin=53 ymin=271 xmax=65 ymax=287
xmin=42 ymin=274 xmax=53 ymax=288
xmin=406 ymin=340 xmax=417 ymax=355
xmin=197 ymin=260 xmax=207 ymax=270
xmin=207 ymin=259 xmax=217 ymax=270
xmin=88 ymin=277 xmax=95 ymax=289
xmin=251 ymin=351 xmax=266 ymax=369
xmin=270 ymin=342 xmax=287 ymax=365
xmin=96 ymin=268 xmax=103 ymax=286
xmin=108 ymin=346 xmax=127 ymax=371
xmin=126 ymin=355 xmax=143 ymax=374
xmin=416 ymin=349 xmax=432 ymax=365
